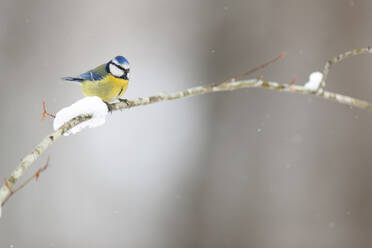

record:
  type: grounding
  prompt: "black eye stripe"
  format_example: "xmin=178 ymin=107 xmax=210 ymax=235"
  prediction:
xmin=111 ymin=62 xmax=129 ymax=72
xmin=110 ymin=63 xmax=124 ymax=72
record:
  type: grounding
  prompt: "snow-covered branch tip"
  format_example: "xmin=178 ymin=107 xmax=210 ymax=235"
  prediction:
xmin=2 ymin=48 xmax=372 ymax=211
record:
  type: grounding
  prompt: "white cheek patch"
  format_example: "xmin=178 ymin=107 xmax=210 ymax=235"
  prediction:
xmin=109 ymin=64 xmax=124 ymax=77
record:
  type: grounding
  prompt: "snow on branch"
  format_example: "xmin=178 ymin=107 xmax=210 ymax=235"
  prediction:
xmin=53 ymin=96 xmax=108 ymax=136
xmin=304 ymin=72 xmax=323 ymax=91
xmin=1 ymin=47 xmax=372 ymax=214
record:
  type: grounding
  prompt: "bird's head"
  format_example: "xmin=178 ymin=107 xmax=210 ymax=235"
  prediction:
xmin=107 ymin=56 xmax=130 ymax=80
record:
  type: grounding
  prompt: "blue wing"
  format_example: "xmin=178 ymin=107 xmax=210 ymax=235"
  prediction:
xmin=79 ymin=71 xmax=104 ymax=81
xmin=62 ymin=64 xmax=107 ymax=83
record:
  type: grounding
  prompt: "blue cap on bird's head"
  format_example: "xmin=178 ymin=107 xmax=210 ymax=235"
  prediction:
xmin=112 ymin=56 xmax=129 ymax=67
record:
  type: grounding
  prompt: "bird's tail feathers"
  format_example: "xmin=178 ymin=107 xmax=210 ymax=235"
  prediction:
xmin=62 ymin=77 xmax=84 ymax=82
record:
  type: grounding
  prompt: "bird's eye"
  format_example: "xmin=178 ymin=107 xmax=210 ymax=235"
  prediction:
xmin=109 ymin=63 xmax=124 ymax=77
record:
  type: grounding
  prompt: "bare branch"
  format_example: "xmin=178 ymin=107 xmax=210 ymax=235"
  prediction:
xmin=110 ymin=79 xmax=372 ymax=112
xmin=1 ymin=157 xmax=51 ymax=207
xmin=320 ymin=47 xmax=372 ymax=89
xmin=1 ymin=48 xmax=372 ymax=209
xmin=0 ymin=114 xmax=91 ymax=207
xmin=222 ymin=53 xmax=285 ymax=83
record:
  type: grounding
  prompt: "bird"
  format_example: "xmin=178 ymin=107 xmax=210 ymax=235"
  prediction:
xmin=62 ymin=56 xmax=130 ymax=104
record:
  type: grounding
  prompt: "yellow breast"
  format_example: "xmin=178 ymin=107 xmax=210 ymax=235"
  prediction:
xmin=80 ymin=74 xmax=128 ymax=102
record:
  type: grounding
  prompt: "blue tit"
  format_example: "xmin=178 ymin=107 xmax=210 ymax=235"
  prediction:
xmin=62 ymin=56 xmax=130 ymax=102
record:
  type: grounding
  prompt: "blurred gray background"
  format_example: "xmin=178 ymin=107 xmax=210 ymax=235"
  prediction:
xmin=1 ymin=0 xmax=372 ymax=247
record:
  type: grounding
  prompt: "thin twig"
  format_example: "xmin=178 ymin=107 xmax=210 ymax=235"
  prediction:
xmin=41 ymin=101 xmax=56 ymax=121
xmin=320 ymin=47 xmax=372 ymax=89
xmin=222 ymin=53 xmax=285 ymax=83
xmin=288 ymin=77 xmax=297 ymax=87
xmin=1 ymin=157 xmax=50 ymax=207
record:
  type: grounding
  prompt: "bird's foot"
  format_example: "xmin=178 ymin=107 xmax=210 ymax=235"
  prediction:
xmin=119 ymin=98 xmax=130 ymax=107
xmin=104 ymin=101 xmax=113 ymax=113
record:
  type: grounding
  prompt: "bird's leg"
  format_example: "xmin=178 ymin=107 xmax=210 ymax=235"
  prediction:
xmin=104 ymin=101 xmax=113 ymax=113
xmin=118 ymin=98 xmax=130 ymax=107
